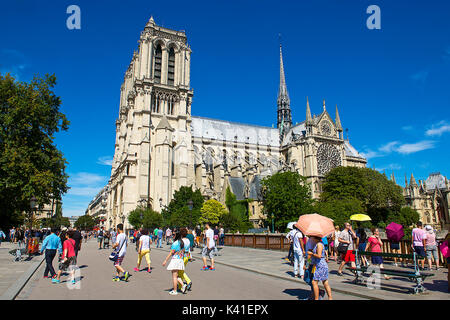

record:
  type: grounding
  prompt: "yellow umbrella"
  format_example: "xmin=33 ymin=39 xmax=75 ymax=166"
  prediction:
xmin=350 ymin=214 xmax=371 ymax=222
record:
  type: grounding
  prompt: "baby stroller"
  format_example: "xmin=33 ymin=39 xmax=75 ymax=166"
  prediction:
xmin=103 ymin=234 xmax=110 ymax=249
xmin=10 ymin=242 xmax=26 ymax=262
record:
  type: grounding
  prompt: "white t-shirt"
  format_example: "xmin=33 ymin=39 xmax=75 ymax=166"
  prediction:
xmin=292 ymin=230 xmax=304 ymax=253
xmin=205 ymin=228 xmax=215 ymax=249
xmin=182 ymin=238 xmax=191 ymax=254
xmin=115 ymin=233 xmax=127 ymax=257
xmin=334 ymin=231 xmax=341 ymax=246
xmin=139 ymin=235 xmax=150 ymax=251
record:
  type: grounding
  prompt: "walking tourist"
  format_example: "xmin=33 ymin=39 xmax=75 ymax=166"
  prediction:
xmin=40 ymin=228 xmax=62 ymax=279
xmin=411 ymin=221 xmax=426 ymax=270
xmin=186 ymin=229 xmax=195 ymax=261
xmin=166 ymin=227 xmax=172 ymax=245
xmin=356 ymin=225 xmax=369 ymax=267
xmin=387 ymin=229 xmax=404 ymax=267
xmin=135 ymin=229 xmax=152 ymax=273
xmin=219 ymin=225 xmax=225 ymax=246
xmin=72 ymin=226 xmax=82 ymax=258
xmin=292 ymin=226 xmax=305 ymax=278
xmin=111 ymin=228 xmax=117 ymax=245
xmin=53 ymin=230 xmax=77 ymax=284
xmin=337 ymin=222 xmax=358 ymax=276
xmin=366 ymin=228 xmax=391 ymax=280
xmin=153 ymin=227 xmax=159 ymax=245
xmin=331 ymin=226 xmax=340 ymax=261
xmin=201 ymin=223 xmax=216 ymax=271
xmin=112 ymin=224 xmax=130 ymax=282
xmin=424 ymin=225 xmax=440 ymax=270
xmin=157 ymin=227 xmax=163 ymax=248
xmin=97 ymin=227 xmax=105 ymax=250
xmin=286 ymin=227 xmax=295 ymax=265
xmin=162 ymin=231 xmax=187 ymax=295
xmin=445 ymin=232 xmax=450 ymax=292
xmin=307 ymin=236 xmax=333 ymax=300
xmin=0 ymin=228 xmax=5 ymax=247
xmin=178 ymin=227 xmax=193 ymax=291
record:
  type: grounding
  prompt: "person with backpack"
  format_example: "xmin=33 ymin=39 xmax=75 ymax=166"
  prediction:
xmin=97 ymin=227 xmax=104 ymax=250
xmin=162 ymin=231 xmax=187 ymax=295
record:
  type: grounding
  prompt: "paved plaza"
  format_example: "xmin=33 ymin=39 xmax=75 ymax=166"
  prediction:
xmin=5 ymin=239 xmax=448 ymax=300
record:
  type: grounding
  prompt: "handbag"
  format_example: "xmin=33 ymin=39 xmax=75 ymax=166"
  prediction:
xmin=304 ymin=264 xmax=316 ymax=285
xmin=337 ymin=242 xmax=349 ymax=254
xmin=109 ymin=236 xmax=126 ymax=261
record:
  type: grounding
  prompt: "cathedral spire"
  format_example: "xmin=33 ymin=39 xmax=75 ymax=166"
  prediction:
xmin=391 ymin=172 xmax=396 ymax=184
xmin=410 ymin=173 xmax=418 ymax=186
xmin=335 ymin=104 xmax=343 ymax=130
xmin=405 ymin=174 xmax=408 ymax=188
xmin=277 ymin=42 xmax=292 ymax=133
xmin=306 ymin=97 xmax=312 ymax=124
xmin=323 ymin=99 xmax=326 ymax=112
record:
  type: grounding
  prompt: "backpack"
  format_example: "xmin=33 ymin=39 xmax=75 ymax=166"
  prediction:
xmin=99 ymin=230 xmax=104 ymax=237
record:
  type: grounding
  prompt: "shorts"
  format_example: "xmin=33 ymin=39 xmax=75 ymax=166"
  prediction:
xmin=202 ymin=246 xmax=215 ymax=259
xmin=425 ymin=245 xmax=438 ymax=260
xmin=371 ymin=255 xmax=383 ymax=265
xmin=390 ymin=242 xmax=400 ymax=250
xmin=97 ymin=237 xmax=103 ymax=242
xmin=358 ymin=243 xmax=366 ymax=252
xmin=414 ymin=246 xmax=426 ymax=258
xmin=343 ymin=250 xmax=355 ymax=263
xmin=59 ymin=256 xmax=77 ymax=271
xmin=114 ymin=256 xmax=124 ymax=267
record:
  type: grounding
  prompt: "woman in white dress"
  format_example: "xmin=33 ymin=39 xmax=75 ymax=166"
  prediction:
xmin=162 ymin=232 xmax=186 ymax=295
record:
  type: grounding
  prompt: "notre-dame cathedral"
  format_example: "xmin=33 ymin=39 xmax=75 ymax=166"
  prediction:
xmin=97 ymin=17 xmax=367 ymax=230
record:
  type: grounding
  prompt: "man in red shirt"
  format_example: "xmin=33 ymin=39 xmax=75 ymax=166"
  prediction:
xmin=53 ymin=230 xmax=77 ymax=284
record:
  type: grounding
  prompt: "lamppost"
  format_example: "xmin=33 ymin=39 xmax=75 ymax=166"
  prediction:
xmin=271 ymin=213 xmax=275 ymax=234
xmin=29 ymin=196 xmax=38 ymax=229
xmin=187 ymin=199 xmax=193 ymax=229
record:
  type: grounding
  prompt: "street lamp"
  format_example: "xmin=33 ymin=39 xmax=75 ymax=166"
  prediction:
xmin=29 ymin=196 xmax=38 ymax=229
xmin=187 ymin=199 xmax=193 ymax=229
xmin=271 ymin=213 xmax=275 ymax=234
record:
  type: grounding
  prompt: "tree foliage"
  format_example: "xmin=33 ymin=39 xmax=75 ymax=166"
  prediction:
xmin=261 ymin=171 xmax=314 ymax=231
xmin=128 ymin=206 xmax=164 ymax=230
xmin=220 ymin=187 xmax=252 ymax=232
xmin=161 ymin=186 xmax=204 ymax=228
xmin=74 ymin=214 xmax=95 ymax=231
xmin=199 ymin=199 xmax=227 ymax=225
xmin=0 ymin=73 xmax=69 ymax=228
xmin=320 ymin=167 xmax=408 ymax=227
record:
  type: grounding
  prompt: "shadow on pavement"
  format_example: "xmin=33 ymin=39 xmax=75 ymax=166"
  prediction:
xmin=282 ymin=288 xmax=311 ymax=300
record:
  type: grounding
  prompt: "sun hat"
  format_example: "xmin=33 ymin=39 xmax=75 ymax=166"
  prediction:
xmin=425 ymin=225 xmax=433 ymax=231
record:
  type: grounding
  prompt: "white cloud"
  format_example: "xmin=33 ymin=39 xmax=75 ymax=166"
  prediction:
xmin=67 ymin=187 xmax=104 ymax=197
xmin=396 ymin=140 xmax=435 ymax=154
xmin=97 ymin=156 xmax=113 ymax=166
xmin=375 ymin=163 xmax=402 ymax=172
xmin=425 ymin=121 xmax=450 ymax=137
xmin=69 ymin=172 xmax=107 ymax=186
xmin=379 ymin=141 xmax=400 ymax=153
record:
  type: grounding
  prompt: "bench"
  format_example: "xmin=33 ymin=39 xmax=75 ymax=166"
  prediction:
xmin=347 ymin=250 xmax=434 ymax=294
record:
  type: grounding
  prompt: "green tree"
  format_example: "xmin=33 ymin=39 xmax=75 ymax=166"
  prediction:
xmin=220 ymin=187 xmax=252 ymax=232
xmin=74 ymin=214 xmax=95 ymax=231
xmin=314 ymin=198 xmax=364 ymax=228
xmin=142 ymin=208 xmax=163 ymax=229
xmin=128 ymin=207 xmax=145 ymax=229
xmin=161 ymin=186 xmax=204 ymax=228
xmin=320 ymin=167 xmax=405 ymax=226
xmin=261 ymin=171 xmax=314 ymax=231
xmin=199 ymin=199 xmax=227 ymax=225
xmin=386 ymin=207 xmax=420 ymax=228
xmin=0 ymin=73 xmax=69 ymax=229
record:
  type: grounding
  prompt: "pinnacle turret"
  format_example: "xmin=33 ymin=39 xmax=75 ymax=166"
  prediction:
xmin=410 ymin=173 xmax=418 ymax=186
xmin=306 ymin=97 xmax=312 ymax=124
xmin=335 ymin=104 xmax=343 ymax=131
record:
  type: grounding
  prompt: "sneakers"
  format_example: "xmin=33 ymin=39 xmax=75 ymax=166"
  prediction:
xmin=112 ymin=276 xmax=120 ymax=282
xmin=169 ymin=290 xmax=178 ymax=295
xmin=52 ymin=278 xmax=60 ymax=284
xmin=147 ymin=267 xmax=152 ymax=273
xmin=133 ymin=267 xmax=139 ymax=272
xmin=123 ymin=271 xmax=130 ymax=281
xmin=201 ymin=266 xmax=209 ymax=271
xmin=209 ymin=267 xmax=216 ymax=271
xmin=186 ymin=282 xmax=192 ymax=291
xmin=71 ymin=279 xmax=76 ymax=284
xmin=181 ymin=284 xmax=187 ymax=294
xmin=43 ymin=276 xmax=48 ymax=279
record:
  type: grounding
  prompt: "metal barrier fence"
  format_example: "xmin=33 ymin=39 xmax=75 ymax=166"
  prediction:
xmin=224 ymin=233 xmax=448 ymax=265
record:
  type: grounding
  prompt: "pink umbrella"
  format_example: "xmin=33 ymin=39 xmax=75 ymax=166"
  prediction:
xmin=385 ymin=222 xmax=404 ymax=242
xmin=295 ymin=213 xmax=335 ymax=238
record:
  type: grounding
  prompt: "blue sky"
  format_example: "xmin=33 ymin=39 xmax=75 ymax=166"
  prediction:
xmin=1 ymin=0 xmax=449 ymax=217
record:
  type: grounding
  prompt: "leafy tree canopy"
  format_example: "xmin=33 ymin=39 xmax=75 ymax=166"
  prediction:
xmin=199 ymin=199 xmax=227 ymax=225
xmin=261 ymin=171 xmax=314 ymax=231
xmin=162 ymin=186 xmax=204 ymax=228
xmin=220 ymin=187 xmax=252 ymax=233
xmin=74 ymin=214 xmax=95 ymax=231
xmin=0 ymin=73 xmax=69 ymax=229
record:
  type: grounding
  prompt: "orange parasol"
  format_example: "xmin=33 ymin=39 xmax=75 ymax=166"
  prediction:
xmin=295 ymin=213 xmax=335 ymax=238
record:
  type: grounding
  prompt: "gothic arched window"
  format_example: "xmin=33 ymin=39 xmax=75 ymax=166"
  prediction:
xmin=154 ymin=45 xmax=162 ymax=84
xmin=167 ymin=47 xmax=175 ymax=86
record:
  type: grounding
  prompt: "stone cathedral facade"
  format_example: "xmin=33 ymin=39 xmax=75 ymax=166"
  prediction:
xmin=96 ymin=17 xmax=367 ymax=230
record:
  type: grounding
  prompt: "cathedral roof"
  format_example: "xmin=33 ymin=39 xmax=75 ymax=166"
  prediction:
xmin=425 ymin=172 xmax=446 ymax=190
xmin=156 ymin=115 xmax=174 ymax=131
xmin=228 ymin=177 xmax=246 ymax=201
xmin=281 ymin=122 xmax=306 ymax=146
xmin=344 ymin=141 xmax=365 ymax=159
xmin=191 ymin=116 xmax=280 ymax=147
